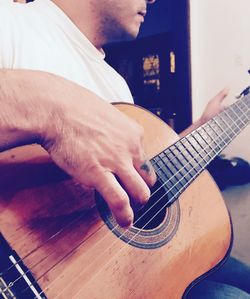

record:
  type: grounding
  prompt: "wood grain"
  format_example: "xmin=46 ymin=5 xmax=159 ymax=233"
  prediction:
xmin=0 ymin=103 xmax=232 ymax=299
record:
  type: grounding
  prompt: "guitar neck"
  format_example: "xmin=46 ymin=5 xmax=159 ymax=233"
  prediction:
xmin=151 ymin=94 xmax=250 ymax=203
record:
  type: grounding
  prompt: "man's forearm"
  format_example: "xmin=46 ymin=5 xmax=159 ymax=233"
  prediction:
xmin=0 ymin=69 xmax=60 ymax=151
xmin=0 ymin=69 xmax=157 ymax=227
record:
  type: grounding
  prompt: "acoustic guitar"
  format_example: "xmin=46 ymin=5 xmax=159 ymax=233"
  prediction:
xmin=0 ymin=93 xmax=249 ymax=299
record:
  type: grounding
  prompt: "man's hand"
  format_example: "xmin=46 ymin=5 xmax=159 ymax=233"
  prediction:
xmin=0 ymin=70 xmax=156 ymax=228
xmin=180 ymin=88 xmax=229 ymax=138
xmin=199 ymin=87 xmax=229 ymax=125
xmin=43 ymin=88 xmax=157 ymax=227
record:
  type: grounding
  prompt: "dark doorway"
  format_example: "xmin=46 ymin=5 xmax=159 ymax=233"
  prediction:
xmin=105 ymin=0 xmax=192 ymax=134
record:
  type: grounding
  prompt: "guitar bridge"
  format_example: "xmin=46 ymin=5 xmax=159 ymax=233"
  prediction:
xmin=0 ymin=233 xmax=47 ymax=299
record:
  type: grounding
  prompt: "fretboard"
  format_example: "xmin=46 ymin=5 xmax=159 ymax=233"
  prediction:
xmin=151 ymin=94 xmax=250 ymax=204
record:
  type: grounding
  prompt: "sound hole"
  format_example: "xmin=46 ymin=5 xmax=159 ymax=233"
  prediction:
xmin=133 ymin=179 xmax=169 ymax=230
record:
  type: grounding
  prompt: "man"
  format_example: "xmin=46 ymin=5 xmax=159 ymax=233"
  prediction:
xmin=0 ymin=1 xmax=249 ymax=298
xmin=0 ymin=0 xmax=229 ymax=227
xmin=0 ymin=0 xmax=227 ymax=227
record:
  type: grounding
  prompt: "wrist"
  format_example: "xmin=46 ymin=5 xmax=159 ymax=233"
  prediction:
xmin=194 ymin=117 xmax=204 ymax=128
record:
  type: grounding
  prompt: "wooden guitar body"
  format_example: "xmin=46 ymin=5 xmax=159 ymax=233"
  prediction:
xmin=0 ymin=103 xmax=232 ymax=299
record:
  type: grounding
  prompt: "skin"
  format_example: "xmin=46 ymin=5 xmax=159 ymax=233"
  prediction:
xmin=52 ymin=0 xmax=156 ymax=49
xmin=0 ymin=0 xmax=227 ymax=227
xmin=180 ymin=88 xmax=229 ymax=138
xmin=0 ymin=69 xmax=156 ymax=228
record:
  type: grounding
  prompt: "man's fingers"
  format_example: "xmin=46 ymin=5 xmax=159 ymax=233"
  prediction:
xmin=117 ymin=165 xmax=152 ymax=206
xmin=95 ymin=172 xmax=134 ymax=227
xmin=133 ymin=159 xmax=157 ymax=191
xmin=214 ymin=87 xmax=229 ymax=102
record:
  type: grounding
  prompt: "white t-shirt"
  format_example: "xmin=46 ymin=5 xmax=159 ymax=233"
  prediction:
xmin=0 ymin=0 xmax=133 ymax=103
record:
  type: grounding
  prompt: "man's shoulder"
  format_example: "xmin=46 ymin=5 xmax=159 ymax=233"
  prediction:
xmin=0 ymin=1 xmax=18 ymax=21
xmin=0 ymin=1 xmax=48 ymax=29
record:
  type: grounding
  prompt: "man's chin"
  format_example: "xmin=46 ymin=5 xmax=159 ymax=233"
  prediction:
xmin=103 ymin=27 xmax=140 ymax=46
xmin=119 ymin=28 xmax=140 ymax=42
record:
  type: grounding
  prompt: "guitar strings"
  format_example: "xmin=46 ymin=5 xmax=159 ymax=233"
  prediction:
xmin=2 ymin=101 xmax=249 ymax=296
xmin=3 ymin=103 xmax=249 ymax=296
xmin=0 ymin=123 xmax=215 ymax=296
xmin=67 ymin=115 xmax=250 ymax=299
xmin=29 ymin=121 xmax=246 ymax=298
xmin=63 ymin=124 xmax=245 ymax=299
xmin=2 ymin=102 xmax=250 ymax=298
xmin=2 ymin=97 xmax=248 ymax=279
xmin=0 ymin=149 xmax=170 ymax=280
xmin=0 ymin=212 xmax=89 ymax=274
xmin=43 ymin=105 xmax=250 ymax=298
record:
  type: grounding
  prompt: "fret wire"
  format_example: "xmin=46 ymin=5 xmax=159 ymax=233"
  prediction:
xmin=196 ymin=127 xmax=219 ymax=156
xmin=206 ymin=121 xmax=229 ymax=146
xmin=223 ymin=110 xmax=242 ymax=133
xmin=17 ymin=123 xmax=238 ymax=298
xmin=198 ymin=125 xmax=223 ymax=149
xmin=195 ymin=128 xmax=216 ymax=159
xmin=220 ymin=110 xmax=241 ymax=134
xmin=162 ymin=148 xmax=212 ymax=201
xmin=245 ymin=94 xmax=250 ymax=103
xmin=156 ymin=173 xmax=176 ymax=198
xmin=233 ymin=107 xmax=249 ymax=125
xmin=157 ymin=155 xmax=182 ymax=192
xmin=171 ymin=142 xmax=199 ymax=177
xmin=166 ymin=139 xmax=226 ymax=205
xmin=180 ymin=138 xmax=203 ymax=172
xmin=211 ymin=115 xmax=231 ymax=139
xmin=152 ymin=158 xmax=178 ymax=197
xmin=204 ymin=124 xmax=224 ymax=153
xmin=190 ymin=133 xmax=217 ymax=162
xmin=235 ymin=102 xmax=250 ymax=123
xmin=241 ymin=100 xmax=250 ymax=112
xmin=186 ymin=135 xmax=203 ymax=155
xmin=168 ymin=145 xmax=189 ymax=167
xmin=159 ymin=152 xmax=186 ymax=189
xmin=226 ymin=104 xmax=246 ymax=127
xmin=153 ymin=156 xmax=173 ymax=181
xmin=153 ymin=95 xmax=250 ymax=202
xmin=233 ymin=102 xmax=249 ymax=123
xmin=242 ymin=95 xmax=250 ymax=107
xmin=165 ymin=148 xmax=189 ymax=186
xmin=228 ymin=103 xmax=249 ymax=131
xmin=159 ymin=153 xmax=177 ymax=176
xmin=196 ymin=129 xmax=216 ymax=156
xmin=6 ymin=93 xmax=250 ymax=299
xmin=242 ymin=96 xmax=250 ymax=108
xmin=167 ymin=145 xmax=189 ymax=170
xmin=174 ymin=142 xmax=199 ymax=178
xmin=164 ymin=148 xmax=182 ymax=169
xmin=240 ymin=99 xmax=250 ymax=117
xmin=190 ymin=131 xmax=213 ymax=163
xmin=201 ymin=124 xmax=225 ymax=150
xmin=153 ymin=164 xmax=167 ymax=183
xmin=185 ymin=136 xmax=209 ymax=172
xmin=165 ymin=147 xmax=186 ymax=173
xmin=150 ymin=97 xmax=250 ymax=204
xmin=233 ymin=101 xmax=249 ymax=121
xmin=181 ymin=139 xmax=199 ymax=160
xmin=11 ymin=120 xmax=242 ymax=299
xmin=211 ymin=113 xmax=249 ymax=151
xmin=213 ymin=116 xmax=235 ymax=141
xmin=174 ymin=139 xmax=200 ymax=181
xmin=166 ymin=146 xmax=221 ymax=206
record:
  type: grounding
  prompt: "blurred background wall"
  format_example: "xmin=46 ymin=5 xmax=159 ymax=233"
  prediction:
xmin=190 ymin=0 xmax=250 ymax=161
